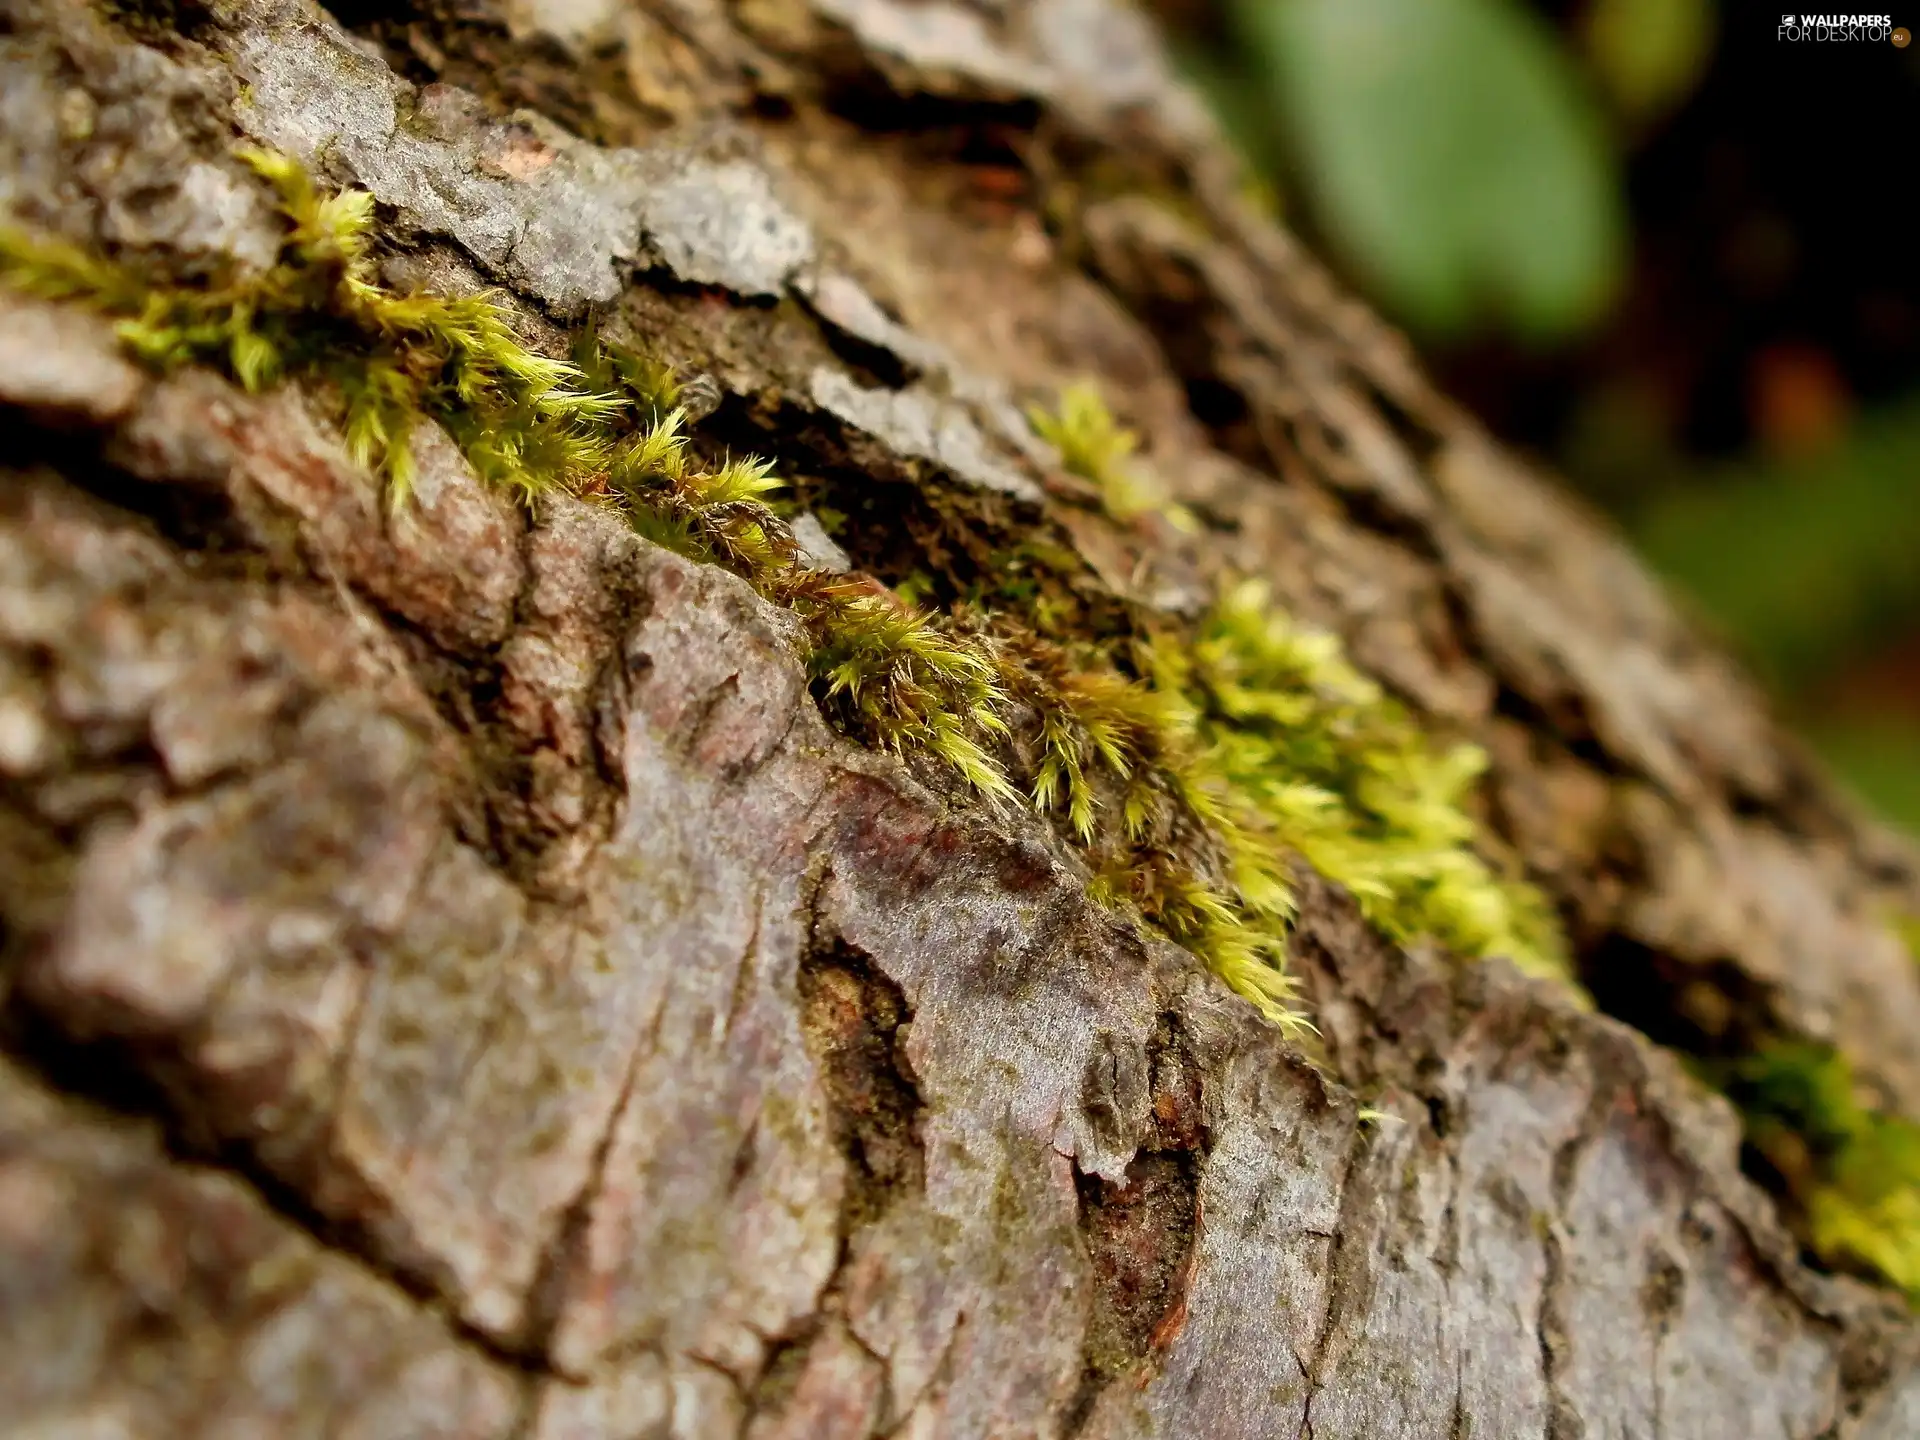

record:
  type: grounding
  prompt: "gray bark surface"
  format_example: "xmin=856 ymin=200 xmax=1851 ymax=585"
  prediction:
xmin=1 ymin=1 xmax=1918 ymax=1436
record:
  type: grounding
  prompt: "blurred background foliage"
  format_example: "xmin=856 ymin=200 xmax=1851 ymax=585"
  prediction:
xmin=1157 ymin=0 xmax=1920 ymax=834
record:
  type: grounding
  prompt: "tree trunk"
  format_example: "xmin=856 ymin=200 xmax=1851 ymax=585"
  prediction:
xmin=2 ymin=0 xmax=1917 ymax=1436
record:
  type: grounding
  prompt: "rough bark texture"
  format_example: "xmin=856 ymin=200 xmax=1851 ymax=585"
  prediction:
xmin=2 ymin=0 xmax=1918 ymax=1436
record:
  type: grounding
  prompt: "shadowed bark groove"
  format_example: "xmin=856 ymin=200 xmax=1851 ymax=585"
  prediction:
xmin=3 ymin=0 xmax=1920 ymax=1436
xmin=800 ymin=940 xmax=928 ymax=1235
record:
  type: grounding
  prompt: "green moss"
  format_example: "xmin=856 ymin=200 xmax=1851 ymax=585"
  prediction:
xmin=1155 ymin=581 xmax=1567 ymax=985
xmin=799 ymin=578 xmax=1018 ymax=801
xmin=570 ymin=314 xmax=682 ymax=425
xmin=1015 ymin=575 xmax=1569 ymax=1036
xmin=1028 ymin=382 xmax=1198 ymax=533
xmin=1716 ymin=1041 xmax=1920 ymax=1302
xmin=1 ymin=150 xmax=1564 ymax=1043
xmin=3 ymin=149 xmax=619 ymax=508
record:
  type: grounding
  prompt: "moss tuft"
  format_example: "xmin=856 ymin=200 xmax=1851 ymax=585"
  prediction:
xmin=1717 ymin=1041 xmax=1920 ymax=1302
xmin=1029 ymin=381 xmax=1198 ymax=532
xmin=2 ymin=148 xmax=620 ymax=508
xmin=797 ymin=579 xmax=1017 ymax=802
xmin=1157 ymin=580 xmax=1567 ymax=985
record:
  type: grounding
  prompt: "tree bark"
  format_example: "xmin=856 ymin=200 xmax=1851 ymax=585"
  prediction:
xmin=2 ymin=1 xmax=1918 ymax=1436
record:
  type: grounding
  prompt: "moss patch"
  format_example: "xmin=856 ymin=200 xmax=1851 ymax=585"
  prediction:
xmin=0 ymin=153 xmax=1558 ymax=1041
xmin=1029 ymin=380 xmax=1197 ymax=533
xmin=2 ymin=148 xmax=619 ymax=506
xmin=1713 ymin=1040 xmax=1920 ymax=1302
xmin=1146 ymin=581 xmax=1565 ymax=988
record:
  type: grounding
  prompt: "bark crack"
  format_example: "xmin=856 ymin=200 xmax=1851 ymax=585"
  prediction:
xmin=1296 ymin=1111 xmax=1374 ymax=1440
xmin=1539 ymin=1082 xmax=1610 ymax=1440
xmin=520 ymin=981 xmax=660 ymax=1373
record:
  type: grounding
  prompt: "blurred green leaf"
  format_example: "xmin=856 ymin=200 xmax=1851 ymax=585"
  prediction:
xmin=1581 ymin=0 xmax=1717 ymax=128
xmin=1238 ymin=0 xmax=1626 ymax=340
xmin=1633 ymin=396 xmax=1920 ymax=687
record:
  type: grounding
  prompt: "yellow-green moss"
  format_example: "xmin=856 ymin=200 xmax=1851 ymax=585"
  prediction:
xmin=1028 ymin=381 xmax=1198 ymax=533
xmin=1014 ymin=389 xmax=1566 ymax=1026
xmin=3 ymin=149 xmax=621 ymax=507
xmin=1 ymin=153 xmax=1557 ymax=1030
xmin=1717 ymin=1041 xmax=1920 ymax=1302
xmin=1148 ymin=580 xmax=1567 ymax=987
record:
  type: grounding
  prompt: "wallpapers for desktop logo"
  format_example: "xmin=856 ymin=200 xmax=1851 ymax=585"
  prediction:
xmin=1777 ymin=13 xmax=1904 ymax=39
